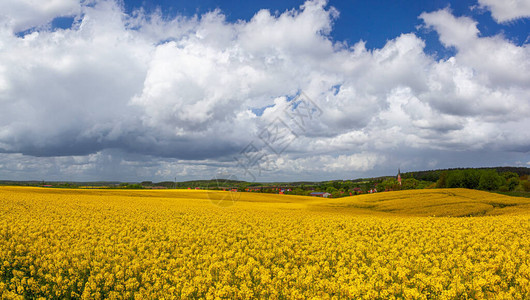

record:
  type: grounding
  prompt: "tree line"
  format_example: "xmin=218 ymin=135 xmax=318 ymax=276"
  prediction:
xmin=435 ymin=169 xmax=521 ymax=191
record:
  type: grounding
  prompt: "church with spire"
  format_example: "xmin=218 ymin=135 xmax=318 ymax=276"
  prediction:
xmin=397 ymin=168 xmax=402 ymax=186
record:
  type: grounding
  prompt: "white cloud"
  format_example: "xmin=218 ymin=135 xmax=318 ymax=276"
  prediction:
xmin=478 ymin=0 xmax=530 ymax=23
xmin=420 ymin=9 xmax=479 ymax=48
xmin=325 ymin=152 xmax=383 ymax=172
xmin=0 ymin=1 xmax=529 ymax=181
xmin=421 ymin=9 xmax=530 ymax=87
xmin=0 ymin=0 xmax=81 ymax=32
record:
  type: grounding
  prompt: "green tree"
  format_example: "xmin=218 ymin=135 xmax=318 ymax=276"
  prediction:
xmin=506 ymin=177 xmax=520 ymax=191
xmin=362 ymin=181 xmax=373 ymax=192
xmin=292 ymin=188 xmax=305 ymax=195
xmin=380 ymin=178 xmax=399 ymax=191
xmin=331 ymin=191 xmax=342 ymax=198
xmin=401 ymin=178 xmax=419 ymax=190
xmin=326 ymin=187 xmax=338 ymax=194
xmin=436 ymin=171 xmax=448 ymax=188
xmin=478 ymin=170 xmax=503 ymax=191
xmin=523 ymin=180 xmax=530 ymax=192
xmin=502 ymin=172 xmax=519 ymax=180
xmin=446 ymin=170 xmax=464 ymax=188
xmin=461 ymin=169 xmax=481 ymax=189
xmin=332 ymin=181 xmax=342 ymax=190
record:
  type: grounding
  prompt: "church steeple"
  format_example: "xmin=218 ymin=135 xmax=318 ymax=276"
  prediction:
xmin=397 ymin=168 xmax=402 ymax=185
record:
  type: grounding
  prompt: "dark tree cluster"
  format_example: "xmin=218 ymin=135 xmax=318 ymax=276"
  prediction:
xmin=436 ymin=169 xmax=520 ymax=191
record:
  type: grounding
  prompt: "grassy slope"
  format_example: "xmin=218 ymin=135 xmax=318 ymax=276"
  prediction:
xmin=2 ymin=186 xmax=530 ymax=217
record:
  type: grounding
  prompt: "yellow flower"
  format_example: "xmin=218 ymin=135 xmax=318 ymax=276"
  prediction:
xmin=0 ymin=186 xmax=529 ymax=299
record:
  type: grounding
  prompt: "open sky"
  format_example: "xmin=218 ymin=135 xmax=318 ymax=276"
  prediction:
xmin=0 ymin=0 xmax=529 ymax=182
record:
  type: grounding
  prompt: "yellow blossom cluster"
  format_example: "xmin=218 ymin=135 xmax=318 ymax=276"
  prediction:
xmin=0 ymin=186 xmax=529 ymax=299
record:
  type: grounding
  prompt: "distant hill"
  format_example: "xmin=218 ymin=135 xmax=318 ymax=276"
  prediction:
xmin=2 ymin=166 xmax=529 ymax=189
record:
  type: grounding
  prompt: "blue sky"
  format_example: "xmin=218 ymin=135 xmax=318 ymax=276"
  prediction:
xmin=118 ymin=0 xmax=529 ymax=53
xmin=0 ymin=0 xmax=529 ymax=182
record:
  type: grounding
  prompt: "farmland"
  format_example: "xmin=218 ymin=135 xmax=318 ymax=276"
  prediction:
xmin=1 ymin=187 xmax=529 ymax=299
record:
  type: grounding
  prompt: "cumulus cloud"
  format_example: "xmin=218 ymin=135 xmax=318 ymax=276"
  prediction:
xmin=0 ymin=0 xmax=529 ymax=181
xmin=477 ymin=0 xmax=530 ymax=23
xmin=0 ymin=0 xmax=81 ymax=32
xmin=420 ymin=8 xmax=530 ymax=87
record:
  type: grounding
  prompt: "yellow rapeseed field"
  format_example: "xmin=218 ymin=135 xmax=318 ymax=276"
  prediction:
xmin=0 ymin=186 xmax=529 ymax=299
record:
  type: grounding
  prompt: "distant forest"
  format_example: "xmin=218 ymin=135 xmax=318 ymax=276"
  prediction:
xmin=401 ymin=167 xmax=530 ymax=182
